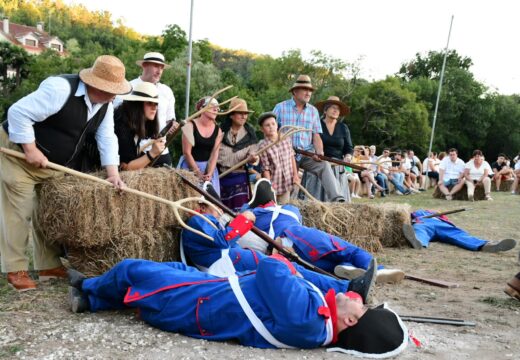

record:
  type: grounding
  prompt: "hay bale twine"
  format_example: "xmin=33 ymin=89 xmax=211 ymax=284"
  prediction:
xmin=289 ymin=200 xmax=411 ymax=253
xmin=37 ymin=168 xmax=199 ymax=249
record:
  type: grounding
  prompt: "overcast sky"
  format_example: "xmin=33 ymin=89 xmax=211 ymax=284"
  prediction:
xmin=66 ymin=0 xmax=520 ymax=95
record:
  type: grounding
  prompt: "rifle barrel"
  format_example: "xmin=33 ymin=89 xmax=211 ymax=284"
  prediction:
xmin=294 ymin=148 xmax=365 ymax=171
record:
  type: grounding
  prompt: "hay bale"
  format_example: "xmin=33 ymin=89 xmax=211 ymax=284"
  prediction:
xmin=66 ymin=228 xmax=181 ymax=276
xmin=288 ymin=200 xmax=411 ymax=253
xmin=37 ymin=168 xmax=199 ymax=248
xmin=493 ymin=179 xmax=514 ymax=191
xmin=432 ymin=184 xmax=485 ymax=200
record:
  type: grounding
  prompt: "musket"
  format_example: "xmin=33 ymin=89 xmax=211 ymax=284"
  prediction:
xmin=176 ymin=172 xmax=341 ymax=280
xmin=294 ymin=148 xmax=366 ymax=172
xmin=416 ymin=208 xmax=471 ymax=220
xmin=399 ymin=315 xmax=476 ymax=327
xmin=149 ymin=85 xmax=240 ymax=167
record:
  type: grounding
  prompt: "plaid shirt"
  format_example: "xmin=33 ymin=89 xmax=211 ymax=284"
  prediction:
xmin=273 ymin=99 xmax=322 ymax=156
xmin=258 ymin=136 xmax=295 ymax=195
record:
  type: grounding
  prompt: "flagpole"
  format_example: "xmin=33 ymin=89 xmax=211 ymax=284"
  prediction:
xmin=427 ymin=15 xmax=454 ymax=159
xmin=184 ymin=0 xmax=195 ymax=119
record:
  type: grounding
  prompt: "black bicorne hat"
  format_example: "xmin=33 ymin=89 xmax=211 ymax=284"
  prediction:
xmin=248 ymin=178 xmax=277 ymax=208
xmin=200 ymin=181 xmax=221 ymax=202
xmin=327 ymin=304 xmax=408 ymax=358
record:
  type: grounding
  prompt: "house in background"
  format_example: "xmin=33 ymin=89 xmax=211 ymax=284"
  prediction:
xmin=0 ymin=17 xmax=65 ymax=55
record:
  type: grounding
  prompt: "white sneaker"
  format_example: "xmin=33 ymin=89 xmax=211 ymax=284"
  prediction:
xmin=334 ymin=265 xmax=366 ymax=280
xmin=376 ymin=269 xmax=405 ymax=284
xmin=468 ymin=193 xmax=474 ymax=202
xmin=395 ymin=190 xmax=403 ymax=196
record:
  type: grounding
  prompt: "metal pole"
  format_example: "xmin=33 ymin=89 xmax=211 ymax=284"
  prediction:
xmin=184 ymin=0 xmax=195 ymax=119
xmin=427 ymin=15 xmax=454 ymax=161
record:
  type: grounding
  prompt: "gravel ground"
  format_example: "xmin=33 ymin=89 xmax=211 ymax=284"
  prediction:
xmin=1 ymin=192 xmax=519 ymax=359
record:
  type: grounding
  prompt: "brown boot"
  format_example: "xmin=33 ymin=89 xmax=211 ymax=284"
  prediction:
xmin=504 ymin=272 xmax=520 ymax=301
xmin=7 ymin=271 xmax=37 ymax=292
xmin=39 ymin=266 xmax=68 ymax=282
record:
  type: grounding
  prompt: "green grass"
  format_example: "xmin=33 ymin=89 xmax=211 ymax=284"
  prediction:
xmin=480 ymin=296 xmax=520 ymax=310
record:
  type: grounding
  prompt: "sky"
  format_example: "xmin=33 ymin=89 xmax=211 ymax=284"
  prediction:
xmin=65 ymin=0 xmax=520 ymax=95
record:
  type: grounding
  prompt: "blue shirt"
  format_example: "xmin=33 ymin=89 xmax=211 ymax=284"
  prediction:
xmin=7 ymin=76 xmax=119 ymax=166
xmin=272 ymin=98 xmax=321 ymax=154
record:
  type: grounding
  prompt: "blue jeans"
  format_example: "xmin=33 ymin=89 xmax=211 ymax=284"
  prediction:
xmin=443 ymin=178 xmax=459 ymax=187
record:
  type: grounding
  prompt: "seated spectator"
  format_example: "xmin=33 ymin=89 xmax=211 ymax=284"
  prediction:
xmin=422 ymin=152 xmax=439 ymax=188
xmin=380 ymin=149 xmax=411 ymax=195
xmin=217 ymin=98 xmax=258 ymax=211
xmin=344 ymin=153 xmax=362 ymax=198
xmin=464 ymin=149 xmax=493 ymax=201
xmin=407 ymin=150 xmax=425 ymax=191
xmin=114 ymin=82 xmax=166 ymax=170
xmin=352 ymin=146 xmax=384 ymax=198
xmin=492 ymin=153 xmax=514 ymax=191
xmin=257 ymin=112 xmax=300 ymax=204
xmin=303 ymin=96 xmax=353 ymax=202
xmin=178 ymin=96 xmax=223 ymax=194
xmin=512 ymin=152 xmax=520 ymax=195
xmin=368 ymin=145 xmax=388 ymax=197
xmin=438 ymin=148 xmax=465 ymax=200
xmin=401 ymin=152 xmax=420 ymax=193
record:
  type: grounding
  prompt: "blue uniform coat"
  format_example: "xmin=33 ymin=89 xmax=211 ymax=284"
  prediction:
xmin=81 ymin=257 xmax=346 ymax=348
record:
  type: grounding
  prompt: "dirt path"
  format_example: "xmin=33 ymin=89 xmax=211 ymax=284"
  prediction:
xmin=1 ymin=191 xmax=519 ymax=359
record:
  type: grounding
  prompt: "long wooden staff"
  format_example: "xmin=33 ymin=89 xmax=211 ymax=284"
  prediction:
xmin=176 ymin=172 xmax=341 ymax=280
xmin=294 ymin=148 xmax=366 ymax=171
xmin=147 ymin=85 xmax=240 ymax=166
xmin=0 ymin=147 xmax=220 ymax=241
xmin=219 ymin=125 xmax=311 ymax=178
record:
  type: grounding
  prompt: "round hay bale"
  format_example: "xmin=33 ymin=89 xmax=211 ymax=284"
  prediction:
xmin=37 ymin=168 xmax=199 ymax=248
xmin=432 ymin=184 xmax=485 ymax=201
xmin=289 ymin=200 xmax=411 ymax=252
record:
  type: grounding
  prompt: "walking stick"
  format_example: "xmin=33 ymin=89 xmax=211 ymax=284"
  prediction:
xmin=176 ymin=172 xmax=341 ymax=280
xmin=218 ymin=126 xmax=311 ymax=178
xmin=147 ymin=85 xmax=240 ymax=166
xmin=294 ymin=148 xmax=366 ymax=171
xmin=0 ymin=147 xmax=219 ymax=241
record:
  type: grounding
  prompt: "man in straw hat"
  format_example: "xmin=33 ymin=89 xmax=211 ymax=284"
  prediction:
xmin=115 ymin=52 xmax=177 ymax=166
xmin=67 ymin=253 xmax=409 ymax=357
xmin=273 ymin=75 xmax=345 ymax=202
xmin=0 ymin=55 xmax=131 ymax=291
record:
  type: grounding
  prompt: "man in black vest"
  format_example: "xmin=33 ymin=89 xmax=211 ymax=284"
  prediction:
xmin=0 ymin=55 xmax=131 ymax=291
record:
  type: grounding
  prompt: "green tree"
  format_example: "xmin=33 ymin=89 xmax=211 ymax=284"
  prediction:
xmin=349 ymin=77 xmax=430 ymax=153
xmin=0 ymin=42 xmax=31 ymax=97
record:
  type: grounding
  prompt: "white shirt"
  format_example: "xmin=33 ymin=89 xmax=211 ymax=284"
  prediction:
xmin=422 ymin=157 xmax=430 ymax=173
xmin=379 ymin=156 xmax=392 ymax=171
xmin=114 ymin=77 xmax=176 ymax=154
xmin=439 ymin=157 xmax=465 ymax=180
xmin=7 ymin=76 xmax=119 ymax=166
xmin=465 ymin=159 xmax=492 ymax=180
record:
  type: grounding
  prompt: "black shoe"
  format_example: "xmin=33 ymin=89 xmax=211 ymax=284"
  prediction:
xmin=248 ymin=178 xmax=276 ymax=208
xmin=481 ymin=239 xmax=517 ymax=253
xmin=69 ymin=286 xmax=90 ymax=313
xmin=68 ymin=268 xmax=86 ymax=289
xmin=380 ymin=191 xmax=386 ymax=198
xmin=402 ymin=224 xmax=423 ymax=249
xmin=347 ymin=258 xmax=377 ymax=303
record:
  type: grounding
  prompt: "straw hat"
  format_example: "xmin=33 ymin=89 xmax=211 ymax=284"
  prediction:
xmin=136 ymin=52 xmax=172 ymax=69
xmin=79 ymin=55 xmax=131 ymax=95
xmin=315 ymin=96 xmax=351 ymax=117
xmin=228 ymin=98 xmax=253 ymax=114
xmin=289 ymin=74 xmax=315 ymax=92
xmin=120 ymin=82 xmax=159 ymax=103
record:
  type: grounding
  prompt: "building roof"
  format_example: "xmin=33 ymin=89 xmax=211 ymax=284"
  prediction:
xmin=1 ymin=20 xmax=65 ymax=54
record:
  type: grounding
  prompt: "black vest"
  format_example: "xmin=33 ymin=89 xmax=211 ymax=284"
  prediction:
xmin=32 ymin=75 xmax=108 ymax=170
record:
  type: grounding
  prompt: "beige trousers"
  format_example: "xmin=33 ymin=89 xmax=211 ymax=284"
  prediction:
xmin=465 ymin=177 xmax=491 ymax=197
xmin=0 ymin=129 xmax=64 ymax=272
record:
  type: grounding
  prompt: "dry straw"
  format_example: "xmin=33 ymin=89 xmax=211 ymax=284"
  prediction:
xmin=289 ymin=200 xmax=411 ymax=253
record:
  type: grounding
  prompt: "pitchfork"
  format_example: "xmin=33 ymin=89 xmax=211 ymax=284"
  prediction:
xmin=218 ymin=125 xmax=311 ymax=178
xmin=0 ymin=147 xmax=219 ymax=241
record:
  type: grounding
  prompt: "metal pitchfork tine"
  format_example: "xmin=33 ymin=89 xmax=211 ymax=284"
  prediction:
xmin=170 ymin=196 xmax=223 ymax=241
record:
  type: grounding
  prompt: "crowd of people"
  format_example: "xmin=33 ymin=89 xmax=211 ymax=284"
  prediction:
xmin=1 ymin=52 xmax=519 ymax=356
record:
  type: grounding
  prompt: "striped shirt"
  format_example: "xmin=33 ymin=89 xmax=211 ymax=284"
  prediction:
xmin=258 ymin=137 xmax=295 ymax=195
xmin=272 ymin=98 xmax=321 ymax=154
